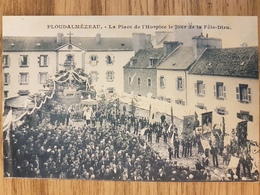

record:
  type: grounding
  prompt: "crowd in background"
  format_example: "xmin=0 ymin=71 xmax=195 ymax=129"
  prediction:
xmin=5 ymin=102 xmax=259 ymax=181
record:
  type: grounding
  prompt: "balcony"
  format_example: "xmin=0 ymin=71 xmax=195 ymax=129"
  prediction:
xmin=63 ymin=60 xmax=76 ymax=67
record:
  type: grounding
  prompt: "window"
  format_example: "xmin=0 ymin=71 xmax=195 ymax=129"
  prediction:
xmin=106 ymin=71 xmax=114 ymax=82
xmin=128 ymin=77 xmax=132 ymax=84
xmin=160 ymin=76 xmax=165 ymax=88
xmin=38 ymin=55 xmax=48 ymax=67
xmin=176 ymin=77 xmax=184 ymax=91
xmin=195 ymin=80 xmax=205 ymax=96
xmin=39 ymin=72 xmax=48 ymax=84
xmin=90 ymin=55 xmax=98 ymax=66
xmin=20 ymin=55 xmax=29 ymax=67
xmin=4 ymin=73 xmax=10 ymax=85
xmin=147 ymin=79 xmax=152 ymax=87
xmin=137 ymin=78 xmax=141 ymax=86
xmin=107 ymin=87 xmax=115 ymax=94
xmin=106 ymin=55 xmax=114 ymax=65
xmin=236 ymin=84 xmax=251 ymax=103
xmin=2 ymin=55 xmax=10 ymax=67
xmin=214 ymin=82 xmax=226 ymax=99
xmin=90 ymin=71 xmax=99 ymax=82
xmin=215 ymin=107 xmax=227 ymax=115
xmin=4 ymin=91 xmax=9 ymax=98
xmin=18 ymin=90 xmax=30 ymax=96
xmin=149 ymin=58 xmax=158 ymax=66
xmin=64 ymin=54 xmax=74 ymax=67
xmin=175 ymin=99 xmax=185 ymax=106
xmin=19 ymin=73 xmax=29 ymax=85
xmin=237 ymin=111 xmax=253 ymax=122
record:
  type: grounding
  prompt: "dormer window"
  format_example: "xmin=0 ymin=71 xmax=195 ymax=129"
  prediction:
xmin=149 ymin=58 xmax=158 ymax=66
xmin=130 ymin=57 xmax=137 ymax=66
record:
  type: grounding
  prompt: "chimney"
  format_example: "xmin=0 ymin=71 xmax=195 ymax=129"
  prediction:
xmin=192 ymin=34 xmax=222 ymax=59
xmin=163 ymin=41 xmax=182 ymax=56
xmin=57 ymin=33 xmax=64 ymax=43
xmin=132 ymin=33 xmax=152 ymax=53
xmin=95 ymin=33 xmax=101 ymax=44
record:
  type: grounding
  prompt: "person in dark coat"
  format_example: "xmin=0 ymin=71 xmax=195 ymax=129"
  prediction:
xmin=168 ymin=146 xmax=173 ymax=160
xmin=210 ymin=143 xmax=219 ymax=167
xmin=174 ymin=138 xmax=180 ymax=158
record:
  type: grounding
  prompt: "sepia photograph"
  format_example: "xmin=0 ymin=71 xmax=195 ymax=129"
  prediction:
xmin=2 ymin=16 xmax=259 ymax=182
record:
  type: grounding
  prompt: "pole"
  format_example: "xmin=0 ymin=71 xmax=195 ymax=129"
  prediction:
xmin=171 ymin=106 xmax=174 ymax=125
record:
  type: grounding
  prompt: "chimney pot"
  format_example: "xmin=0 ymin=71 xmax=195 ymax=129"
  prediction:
xmin=96 ymin=33 xmax=101 ymax=44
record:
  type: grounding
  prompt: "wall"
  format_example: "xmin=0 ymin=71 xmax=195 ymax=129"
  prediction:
xmin=187 ymin=74 xmax=259 ymax=142
xmin=124 ymin=68 xmax=157 ymax=97
xmin=3 ymin=51 xmax=56 ymax=97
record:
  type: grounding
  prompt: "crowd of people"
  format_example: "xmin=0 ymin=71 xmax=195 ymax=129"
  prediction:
xmin=4 ymin=100 xmax=259 ymax=181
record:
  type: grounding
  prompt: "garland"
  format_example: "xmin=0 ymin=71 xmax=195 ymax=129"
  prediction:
xmin=4 ymin=68 xmax=90 ymax=131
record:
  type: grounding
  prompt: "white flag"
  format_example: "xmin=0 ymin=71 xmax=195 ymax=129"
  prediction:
xmin=200 ymin=138 xmax=211 ymax=150
xmin=228 ymin=156 xmax=240 ymax=173
xmin=3 ymin=109 xmax=13 ymax=131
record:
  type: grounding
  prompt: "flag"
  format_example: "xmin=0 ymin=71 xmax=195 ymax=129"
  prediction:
xmin=250 ymin=144 xmax=259 ymax=173
xmin=3 ymin=109 xmax=13 ymax=132
xmin=200 ymin=138 xmax=211 ymax=150
xmin=224 ymin=135 xmax=231 ymax=146
xmin=228 ymin=156 xmax=240 ymax=173
xmin=140 ymin=128 xmax=148 ymax=135
xmin=149 ymin=104 xmax=156 ymax=123
xmin=167 ymin=124 xmax=172 ymax=133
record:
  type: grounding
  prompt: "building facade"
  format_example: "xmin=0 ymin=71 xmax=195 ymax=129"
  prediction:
xmin=2 ymin=34 xmax=134 ymax=98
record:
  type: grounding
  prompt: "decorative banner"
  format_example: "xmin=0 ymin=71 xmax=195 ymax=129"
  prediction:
xmin=182 ymin=115 xmax=195 ymax=137
xmin=201 ymin=112 xmax=213 ymax=134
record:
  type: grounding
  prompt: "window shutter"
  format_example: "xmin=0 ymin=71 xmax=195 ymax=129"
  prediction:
xmin=248 ymin=88 xmax=251 ymax=102
xmin=38 ymin=73 xmax=41 ymax=84
xmin=213 ymin=85 xmax=216 ymax=97
xmin=27 ymin=74 xmax=30 ymax=84
xmin=236 ymin=87 xmax=240 ymax=101
xmin=27 ymin=56 xmax=30 ymax=66
xmin=182 ymin=78 xmax=185 ymax=90
xmin=175 ymin=78 xmax=178 ymax=90
xmin=194 ymin=83 xmax=197 ymax=94
xmin=38 ymin=56 xmax=40 ymax=66
xmin=223 ymin=86 xmax=226 ymax=98
xmin=19 ymin=57 xmax=22 ymax=66
xmin=18 ymin=74 xmax=21 ymax=84
xmin=8 ymin=56 xmax=10 ymax=67
xmin=237 ymin=112 xmax=242 ymax=119
xmin=47 ymin=56 xmax=49 ymax=66
xmin=8 ymin=74 xmax=10 ymax=84
xmin=249 ymin=115 xmax=253 ymax=122
xmin=202 ymin=83 xmax=205 ymax=96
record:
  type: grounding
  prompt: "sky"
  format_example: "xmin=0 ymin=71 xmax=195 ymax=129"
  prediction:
xmin=3 ymin=16 xmax=258 ymax=48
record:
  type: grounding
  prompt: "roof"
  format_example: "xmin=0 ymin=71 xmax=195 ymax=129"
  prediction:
xmin=124 ymin=48 xmax=166 ymax=69
xmin=157 ymin=46 xmax=195 ymax=70
xmin=5 ymin=96 xmax=33 ymax=108
xmin=3 ymin=36 xmax=133 ymax=52
xmin=189 ymin=47 xmax=259 ymax=79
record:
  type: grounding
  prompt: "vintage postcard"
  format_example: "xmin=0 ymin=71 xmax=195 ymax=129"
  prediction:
xmin=2 ymin=16 xmax=259 ymax=181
